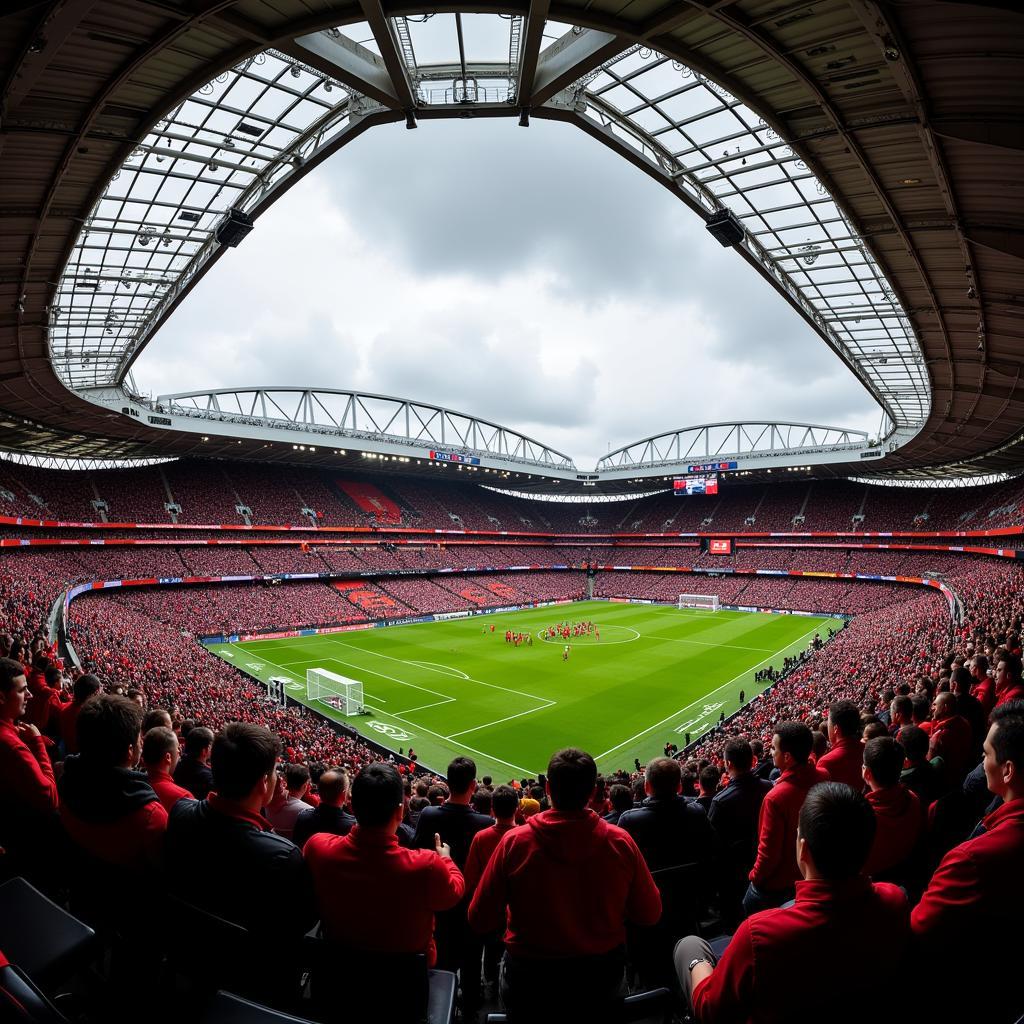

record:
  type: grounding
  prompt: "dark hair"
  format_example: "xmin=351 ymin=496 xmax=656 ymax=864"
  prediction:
xmin=472 ymin=789 xmax=493 ymax=815
xmin=72 ymin=673 xmax=102 ymax=703
xmin=891 ymin=695 xmax=913 ymax=722
xmin=798 ymin=782 xmax=876 ymax=880
xmin=829 ymin=700 xmax=861 ymax=739
xmin=774 ymin=721 xmax=813 ymax=763
xmin=0 ymin=657 xmax=25 ymax=694
xmin=481 ymin=776 xmax=493 ymax=788
xmin=184 ymin=726 xmax=214 ymax=757
xmin=910 ymin=695 xmax=931 ymax=723
xmin=863 ymin=721 xmax=888 ymax=741
xmin=317 ymin=769 xmax=349 ymax=805
xmin=645 ymin=757 xmax=682 ymax=800
xmin=491 ymin=784 xmax=519 ymax=819
xmin=446 ymin=756 xmax=477 ymax=795
xmin=285 ymin=763 xmax=310 ymax=790
xmin=608 ymin=783 xmax=633 ymax=813
xmin=723 ymin=738 xmax=754 ymax=772
xmin=547 ymin=748 xmax=597 ymax=812
xmin=351 ymin=763 xmax=404 ymax=827
xmin=141 ymin=707 xmax=172 ymax=733
xmin=699 ymin=765 xmax=720 ymax=795
xmin=44 ymin=665 xmax=63 ymax=687
xmin=898 ymin=724 xmax=929 ymax=762
xmin=142 ymin=725 xmax=178 ymax=767
xmin=864 ymin=736 xmax=904 ymax=788
xmin=77 ymin=694 xmax=143 ymax=766
xmin=211 ymin=723 xmax=280 ymax=800
xmin=998 ymin=652 xmax=1023 ymax=684
xmin=989 ymin=704 xmax=1024 ymax=768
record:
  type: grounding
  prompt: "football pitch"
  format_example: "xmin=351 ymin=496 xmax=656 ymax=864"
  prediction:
xmin=205 ymin=601 xmax=837 ymax=779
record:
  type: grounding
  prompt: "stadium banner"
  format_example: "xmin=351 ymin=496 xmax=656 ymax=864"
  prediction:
xmin=434 ymin=610 xmax=471 ymax=621
xmin=1 ymin=513 xmax=1022 ymax=543
xmin=427 ymin=450 xmax=481 ymax=465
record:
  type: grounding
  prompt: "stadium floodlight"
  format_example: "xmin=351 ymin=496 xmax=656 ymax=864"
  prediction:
xmin=678 ymin=593 xmax=720 ymax=612
xmin=704 ymin=208 xmax=745 ymax=247
xmin=307 ymin=667 xmax=365 ymax=715
xmin=214 ymin=208 xmax=254 ymax=248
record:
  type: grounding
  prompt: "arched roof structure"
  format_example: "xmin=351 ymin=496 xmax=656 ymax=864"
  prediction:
xmin=0 ymin=0 xmax=1021 ymax=485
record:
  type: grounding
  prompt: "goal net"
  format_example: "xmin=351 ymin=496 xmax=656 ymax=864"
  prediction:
xmin=306 ymin=668 xmax=364 ymax=715
xmin=678 ymin=593 xmax=720 ymax=612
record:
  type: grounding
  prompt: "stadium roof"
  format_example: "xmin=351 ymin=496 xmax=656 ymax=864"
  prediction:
xmin=0 ymin=0 xmax=1021 ymax=489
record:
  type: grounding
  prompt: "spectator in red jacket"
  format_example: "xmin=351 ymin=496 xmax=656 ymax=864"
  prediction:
xmin=861 ymin=736 xmax=922 ymax=878
xmin=745 ymin=722 xmax=828 ymax=916
xmin=464 ymin=784 xmax=519 ymax=892
xmin=911 ymin=702 xmax=1024 ymax=1021
xmin=676 ymin=782 xmax=909 ymax=1022
xmin=927 ymin=692 xmax=974 ymax=787
xmin=816 ymin=700 xmax=864 ymax=792
xmin=0 ymin=656 xmax=60 ymax=873
xmin=58 ymin=693 xmax=167 ymax=870
xmin=58 ymin=673 xmax=101 ymax=756
xmin=468 ymin=748 xmax=661 ymax=1021
xmin=142 ymin=725 xmax=194 ymax=812
xmin=994 ymin=651 xmax=1024 ymax=708
xmin=24 ymin=652 xmax=65 ymax=734
xmin=969 ymin=654 xmax=995 ymax=716
xmin=304 ymin=762 xmax=464 ymax=965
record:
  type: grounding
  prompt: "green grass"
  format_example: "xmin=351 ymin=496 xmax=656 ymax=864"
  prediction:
xmin=205 ymin=601 xmax=836 ymax=779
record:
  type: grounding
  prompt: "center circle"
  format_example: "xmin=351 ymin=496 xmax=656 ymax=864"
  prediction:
xmin=535 ymin=624 xmax=640 ymax=646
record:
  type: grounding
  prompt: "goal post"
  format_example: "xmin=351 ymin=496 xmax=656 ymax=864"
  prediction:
xmin=677 ymin=593 xmax=720 ymax=612
xmin=306 ymin=667 xmax=364 ymax=715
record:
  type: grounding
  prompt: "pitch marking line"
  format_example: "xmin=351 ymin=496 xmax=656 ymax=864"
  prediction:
xmin=593 ymin=620 xmax=829 ymax=763
xmin=228 ymin=638 xmax=540 ymax=774
xmin=407 ymin=661 xmax=469 ymax=679
xmin=446 ymin=698 xmax=556 ymax=740
xmin=327 ymin=638 xmax=553 ymax=705
xmin=644 ymin=634 xmax=777 ymax=654
xmin=535 ymin=626 xmax=640 ymax=646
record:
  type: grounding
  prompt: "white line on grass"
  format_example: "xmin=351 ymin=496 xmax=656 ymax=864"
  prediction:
xmin=327 ymin=639 xmax=552 ymax=704
xmin=645 ymin=635 xmax=777 ymax=653
xmin=446 ymin=699 xmax=556 ymax=740
xmin=593 ymin=620 xmax=829 ymax=763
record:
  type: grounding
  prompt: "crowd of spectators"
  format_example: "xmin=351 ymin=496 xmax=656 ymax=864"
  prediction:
xmin=3 ymin=457 xmax=1024 ymax=533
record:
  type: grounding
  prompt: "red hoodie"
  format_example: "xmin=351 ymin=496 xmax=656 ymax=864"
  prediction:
xmin=816 ymin=736 xmax=864 ymax=792
xmin=750 ymin=761 xmax=829 ymax=893
xmin=468 ymin=809 xmax=660 ymax=959
xmin=864 ymin=784 xmax=922 ymax=876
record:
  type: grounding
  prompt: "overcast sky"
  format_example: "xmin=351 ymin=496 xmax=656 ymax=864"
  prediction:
xmin=134 ymin=112 xmax=880 ymax=469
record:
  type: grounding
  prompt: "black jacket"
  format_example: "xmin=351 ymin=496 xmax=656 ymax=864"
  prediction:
xmin=292 ymin=804 xmax=356 ymax=851
xmin=165 ymin=798 xmax=317 ymax=938
xmin=617 ymin=795 xmax=715 ymax=872
xmin=412 ymin=802 xmax=493 ymax=868
xmin=173 ymin=755 xmax=214 ymax=800
xmin=707 ymin=772 xmax=772 ymax=871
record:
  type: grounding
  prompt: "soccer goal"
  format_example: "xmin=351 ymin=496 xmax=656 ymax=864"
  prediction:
xmin=677 ymin=593 xmax=720 ymax=612
xmin=306 ymin=667 xmax=365 ymax=715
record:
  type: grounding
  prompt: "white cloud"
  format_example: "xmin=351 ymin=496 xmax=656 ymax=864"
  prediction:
xmin=135 ymin=117 xmax=879 ymax=469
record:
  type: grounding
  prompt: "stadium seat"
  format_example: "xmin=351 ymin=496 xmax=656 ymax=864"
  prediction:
xmin=305 ymin=936 xmax=456 ymax=1024
xmin=164 ymin=897 xmax=303 ymax=1009
xmin=198 ymin=991 xmax=317 ymax=1024
xmin=484 ymin=986 xmax=671 ymax=1023
xmin=0 ymin=963 xmax=68 ymax=1024
xmin=0 ymin=879 xmax=95 ymax=989
xmin=628 ymin=863 xmax=702 ymax=987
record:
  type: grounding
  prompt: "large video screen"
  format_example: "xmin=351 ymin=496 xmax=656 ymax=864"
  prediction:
xmin=673 ymin=474 xmax=719 ymax=496
xmin=708 ymin=538 xmax=732 ymax=555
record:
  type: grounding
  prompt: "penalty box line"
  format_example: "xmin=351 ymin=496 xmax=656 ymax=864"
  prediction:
xmin=593 ymin=619 xmax=829 ymax=764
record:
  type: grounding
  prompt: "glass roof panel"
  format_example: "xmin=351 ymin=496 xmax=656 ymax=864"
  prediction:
xmin=50 ymin=26 xmax=928 ymax=432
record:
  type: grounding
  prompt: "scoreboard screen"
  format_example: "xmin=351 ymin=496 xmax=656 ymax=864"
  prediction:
xmin=673 ymin=474 xmax=719 ymax=496
xmin=708 ymin=538 xmax=732 ymax=555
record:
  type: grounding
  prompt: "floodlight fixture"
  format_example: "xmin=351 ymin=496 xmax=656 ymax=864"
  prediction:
xmin=518 ymin=108 xmax=530 ymax=128
xmin=405 ymin=110 xmax=418 ymax=130
xmin=215 ymin=208 xmax=255 ymax=248
xmin=704 ymin=208 xmax=745 ymax=247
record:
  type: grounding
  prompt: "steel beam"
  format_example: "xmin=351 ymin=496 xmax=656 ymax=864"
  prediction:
xmin=515 ymin=0 xmax=551 ymax=106
xmin=531 ymin=27 xmax=627 ymax=106
xmin=282 ymin=31 xmax=403 ymax=109
xmin=356 ymin=0 xmax=417 ymax=110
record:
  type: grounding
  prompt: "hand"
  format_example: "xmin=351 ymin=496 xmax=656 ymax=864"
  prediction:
xmin=14 ymin=722 xmax=40 ymax=738
xmin=434 ymin=833 xmax=451 ymax=860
